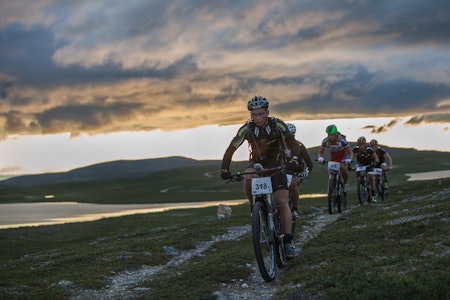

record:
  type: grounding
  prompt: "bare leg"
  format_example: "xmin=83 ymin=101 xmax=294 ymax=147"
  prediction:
xmin=289 ymin=180 xmax=299 ymax=211
xmin=274 ymin=189 xmax=291 ymax=236
xmin=341 ymin=164 xmax=349 ymax=184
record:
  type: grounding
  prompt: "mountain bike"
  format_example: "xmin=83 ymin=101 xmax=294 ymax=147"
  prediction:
xmin=356 ymin=165 xmax=371 ymax=205
xmin=228 ymin=164 xmax=288 ymax=282
xmin=373 ymin=167 xmax=388 ymax=201
xmin=317 ymin=160 xmax=348 ymax=214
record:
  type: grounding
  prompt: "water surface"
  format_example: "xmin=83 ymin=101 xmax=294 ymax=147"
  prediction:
xmin=405 ymin=170 xmax=450 ymax=181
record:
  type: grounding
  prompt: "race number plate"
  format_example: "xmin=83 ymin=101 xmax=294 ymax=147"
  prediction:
xmin=356 ymin=166 xmax=366 ymax=172
xmin=251 ymin=177 xmax=272 ymax=195
xmin=373 ymin=168 xmax=382 ymax=175
xmin=327 ymin=161 xmax=340 ymax=172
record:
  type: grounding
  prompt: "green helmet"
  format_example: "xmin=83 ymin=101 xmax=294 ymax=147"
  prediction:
xmin=326 ymin=124 xmax=338 ymax=135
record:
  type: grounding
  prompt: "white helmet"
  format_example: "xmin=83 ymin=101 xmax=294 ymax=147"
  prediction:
xmin=286 ymin=123 xmax=296 ymax=134
xmin=247 ymin=96 xmax=269 ymax=111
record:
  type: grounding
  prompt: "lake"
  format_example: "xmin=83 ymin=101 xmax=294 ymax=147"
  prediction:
xmin=0 ymin=200 xmax=247 ymax=229
xmin=405 ymin=170 xmax=450 ymax=181
xmin=0 ymin=193 xmax=328 ymax=229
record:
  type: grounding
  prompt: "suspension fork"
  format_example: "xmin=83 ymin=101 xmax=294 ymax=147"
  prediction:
xmin=266 ymin=193 xmax=276 ymax=244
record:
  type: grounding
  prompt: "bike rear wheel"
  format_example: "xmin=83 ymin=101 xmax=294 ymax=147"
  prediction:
xmin=382 ymin=176 xmax=389 ymax=201
xmin=252 ymin=201 xmax=277 ymax=282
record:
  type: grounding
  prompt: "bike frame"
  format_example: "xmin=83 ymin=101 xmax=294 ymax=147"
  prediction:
xmin=373 ymin=167 xmax=388 ymax=201
xmin=228 ymin=166 xmax=286 ymax=282
xmin=326 ymin=161 xmax=346 ymax=214
xmin=356 ymin=165 xmax=371 ymax=204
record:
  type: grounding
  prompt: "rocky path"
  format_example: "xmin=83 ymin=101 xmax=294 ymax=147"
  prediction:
xmin=216 ymin=212 xmax=341 ymax=300
xmin=70 ymin=211 xmax=340 ymax=300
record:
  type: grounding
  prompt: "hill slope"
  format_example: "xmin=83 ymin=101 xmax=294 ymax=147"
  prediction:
xmin=0 ymin=156 xmax=220 ymax=187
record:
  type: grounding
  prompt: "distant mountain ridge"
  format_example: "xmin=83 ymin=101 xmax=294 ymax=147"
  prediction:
xmin=0 ymin=156 xmax=221 ymax=187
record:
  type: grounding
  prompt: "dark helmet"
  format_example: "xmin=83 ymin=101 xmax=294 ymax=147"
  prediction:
xmin=370 ymin=139 xmax=378 ymax=148
xmin=325 ymin=124 xmax=338 ymax=135
xmin=247 ymin=96 xmax=269 ymax=111
xmin=357 ymin=136 xmax=366 ymax=145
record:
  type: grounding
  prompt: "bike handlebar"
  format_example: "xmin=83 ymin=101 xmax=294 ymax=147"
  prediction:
xmin=315 ymin=158 xmax=354 ymax=170
xmin=227 ymin=165 xmax=284 ymax=183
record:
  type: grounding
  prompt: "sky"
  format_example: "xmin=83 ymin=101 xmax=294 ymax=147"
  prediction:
xmin=0 ymin=0 xmax=449 ymax=175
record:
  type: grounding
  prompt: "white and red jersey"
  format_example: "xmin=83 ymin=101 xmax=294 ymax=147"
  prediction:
xmin=320 ymin=135 xmax=351 ymax=162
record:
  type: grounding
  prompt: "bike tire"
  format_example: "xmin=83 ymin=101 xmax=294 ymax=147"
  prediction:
xmin=375 ymin=176 xmax=384 ymax=202
xmin=357 ymin=179 xmax=363 ymax=205
xmin=365 ymin=181 xmax=370 ymax=204
xmin=251 ymin=201 xmax=277 ymax=282
xmin=336 ymin=180 xmax=342 ymax=213
xmin=382 ymin=176 xmax=389 ymax=201
xmin=274 ymin=213 xmax=287 ymax=268
xmin=328 ymin=176 xmax=337 ymax=214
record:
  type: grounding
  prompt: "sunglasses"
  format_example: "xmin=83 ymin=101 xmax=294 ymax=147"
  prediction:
xmin=251 ymin=111 xmax=267 ymax=118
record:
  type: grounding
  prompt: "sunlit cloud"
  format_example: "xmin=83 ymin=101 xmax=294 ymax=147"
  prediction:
xmin=363 ymin=119 xmax=400 ymax=134
xmin=405 ymin=112 xmax=450 ymax=126
xmin=0 ymin=165 xmax=21 ymax=174
xmin=1 ymin=0 xmax=450 ymax=139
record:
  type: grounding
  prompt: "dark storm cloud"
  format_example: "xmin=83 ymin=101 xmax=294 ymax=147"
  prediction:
xmin=0 ymin=0 xmax=449 ymax=137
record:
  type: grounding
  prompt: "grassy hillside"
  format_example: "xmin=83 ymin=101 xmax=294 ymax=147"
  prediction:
xmin=0 ymin=177 xmax=448 ymax=299
xmin=0 ymin=147 xmax=449 ymax=204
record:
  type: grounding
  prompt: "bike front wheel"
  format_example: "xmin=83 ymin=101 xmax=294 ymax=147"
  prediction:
xmin=252 ymin=201 xmax=277 ymax=282
xmin=357 ymin=179 xmax=364 ymax=205
xmin=328 ymin=176 xmax=337 ymax=214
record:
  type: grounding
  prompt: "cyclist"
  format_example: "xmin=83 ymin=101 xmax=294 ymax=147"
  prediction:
xmin=317 ymin=124 xmax=353 ymax=193
xmin=220 ymin=96 xmax=302 ymax=259
xmin=285 ymin=123 xmax=314 ymax=218
xmin=370 ymin=139 xmax=393 ymax=188
xmin=353 ymin=136 xmax=379 ymax=202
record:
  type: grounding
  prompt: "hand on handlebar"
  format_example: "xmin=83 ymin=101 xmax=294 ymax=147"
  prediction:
xmin=221 ymin=169 xmax=231 ymax=180
xmin=286 ymin=159 xmax=301 ymax=173
xmin=300 ymin=169 xmax=310 ymax=180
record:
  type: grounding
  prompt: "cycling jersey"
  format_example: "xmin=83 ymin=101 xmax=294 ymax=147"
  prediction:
xmin=373 ymin=147 xmax=388 ymax=167
xmin=320 ymin=135 xmax=351 ymax=162
xmin=221 ymin=117 xmax=301 ymax=170
xmin=352 ymin=145 xmax=376 ymax=167
xmin=285 ymin=141 xmax=314 ymax=172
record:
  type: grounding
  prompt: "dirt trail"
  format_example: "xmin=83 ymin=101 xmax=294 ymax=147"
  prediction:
xmin=216 ymin=212 xmax=341 ymax=299
xmin=70 ymin=211 xmax=340 ymax=300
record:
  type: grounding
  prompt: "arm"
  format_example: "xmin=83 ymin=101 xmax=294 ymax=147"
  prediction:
xmin=346 ymin=145 xmax=353 ymax=161
xmin=221 ymin=144 xmax=237 ymax=171
xmin=300 ymin=143 xmax=314 ymax=172
xmin=371 ymin=152 xmax=379 ymax=167
xmin=221 ymin=123 xmax=247 ymax=172
xmin=384 ymin=152 xmax=393 ymax=169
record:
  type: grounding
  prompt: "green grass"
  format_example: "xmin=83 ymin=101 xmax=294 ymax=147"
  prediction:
xmin=0 ymin=178 xmax=449 ymax=299
xmin=1 ymin=147 xmax=448 ymax=205
xmin=0 ymin=148 xmax=449 ymax=299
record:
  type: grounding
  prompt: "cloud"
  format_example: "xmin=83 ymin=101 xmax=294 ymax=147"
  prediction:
xmin=0 ymin=165 xmax=22 ymax=174
xmin=363 ymin=119 xmax=399 ymax=134
xmin=405 ymin=112 xmax=450 ymax=126
xmin=1 ymin=0 xmax=450 ymax=138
